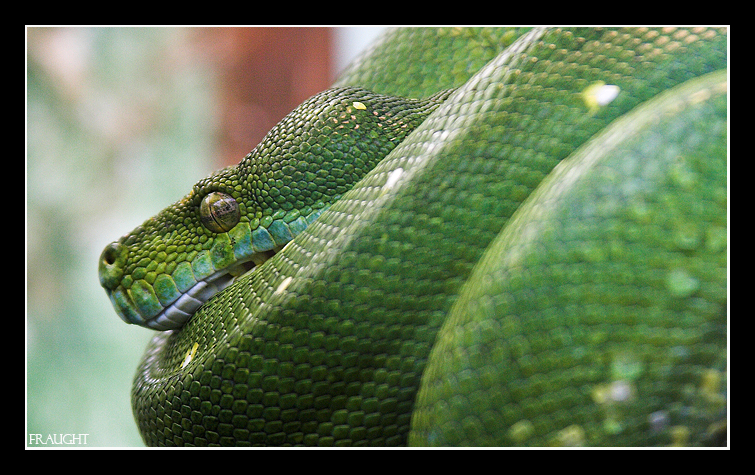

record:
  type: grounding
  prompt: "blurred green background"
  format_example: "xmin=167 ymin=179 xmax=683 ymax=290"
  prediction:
xmin=26 ymin=26 xmax=385 ymax=447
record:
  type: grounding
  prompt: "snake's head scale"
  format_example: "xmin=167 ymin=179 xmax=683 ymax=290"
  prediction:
xmin=98 ymin=86 xmax=452 ymax=331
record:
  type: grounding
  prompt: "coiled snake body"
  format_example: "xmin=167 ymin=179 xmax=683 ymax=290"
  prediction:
xmin=99 ymin=27 xmax=727 ymax=446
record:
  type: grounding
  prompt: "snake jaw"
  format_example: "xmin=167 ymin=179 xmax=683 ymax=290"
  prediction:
xmin=144 ymin=269 xmax=236 ymax=331
xmin=106 ymin=249 xmax=277 ymax=332
xmin=102 ymin=207 xmax=325 ymax=331
xmin=143 ymin=253 xmax=272 ymax=331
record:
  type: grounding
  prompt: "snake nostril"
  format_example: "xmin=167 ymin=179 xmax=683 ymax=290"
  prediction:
xmin=99 ymin=242 xmax=127 ymax=289
xmin=102 ymin=242 xmax=125 ymax=266
xmin=102 ymin=244 xmax=117 ymax=265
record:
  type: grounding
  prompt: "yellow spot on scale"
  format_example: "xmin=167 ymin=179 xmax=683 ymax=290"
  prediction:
xmin=352 ymin=101 xmax=366 ymax=110
xmin=701 ymin=369 xmax=722 ymax=395
xmin=582 ymin=81 xmax=621 ymax=114
xmin=382 ymin=168 xmax=404 ymax=192
xmin=550 ymin=425 xmax=585 ymax=447
xmin=508 ymin=420 xmax=535 ymax=443
xmin=275 ymin=276 xmax=293 ymax=295
xmin=669 ymin=425 xmax=691 ymax=447
xmin=181 ymin=342 xmax=199 ymax=369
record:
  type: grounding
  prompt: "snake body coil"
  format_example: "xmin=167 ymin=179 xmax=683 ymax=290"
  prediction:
xmin=99 ymin=28 xmax=727 ymax=446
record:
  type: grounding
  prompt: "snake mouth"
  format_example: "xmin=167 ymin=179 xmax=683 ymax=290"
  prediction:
xmin=105 ymin=208 xmax=329 ymax=331
xmin=144 ymin=249 xmax=278 ymax=331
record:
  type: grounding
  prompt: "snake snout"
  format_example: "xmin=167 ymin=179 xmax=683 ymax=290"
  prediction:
xmin=99 ymin=242 xmax=127 ymax=290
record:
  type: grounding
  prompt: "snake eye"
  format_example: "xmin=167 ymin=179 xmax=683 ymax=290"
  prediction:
xmin=199 ymin=192 xmax=240 ymax=233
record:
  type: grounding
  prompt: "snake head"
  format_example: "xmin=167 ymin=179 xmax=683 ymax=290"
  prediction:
xmin=97 ymin=164 xmax=285 ymax=330
xmin=98 ymin=86 xmax=452 ymax=330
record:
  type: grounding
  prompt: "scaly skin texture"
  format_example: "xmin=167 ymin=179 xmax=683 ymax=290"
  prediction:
xmin=99 ymin=86 xmax=452 ymax=329
xmin=99 ymin=27 xmax=727 ymax=446
xmin=410 ymin=70 xmax=727 ymax=446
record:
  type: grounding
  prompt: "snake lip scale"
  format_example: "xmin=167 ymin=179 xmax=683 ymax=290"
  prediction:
xmin=145 ymin=249 xmax=278 ymax=331
xmin=145 ymin=260 xmax=247 ymax=331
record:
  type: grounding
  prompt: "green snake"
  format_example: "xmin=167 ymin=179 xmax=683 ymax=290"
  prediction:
xmin=98 ymin=27 xmax=727 ymax=446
